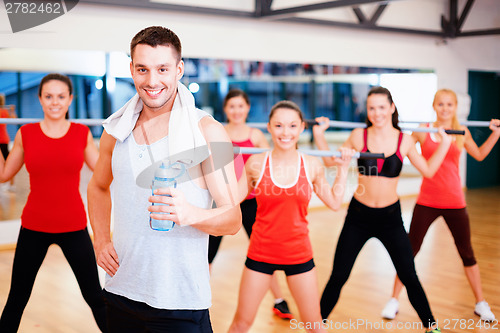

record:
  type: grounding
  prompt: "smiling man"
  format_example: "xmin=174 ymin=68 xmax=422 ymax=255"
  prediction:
xmin=87 ymin=26 xmax=241 ymax=333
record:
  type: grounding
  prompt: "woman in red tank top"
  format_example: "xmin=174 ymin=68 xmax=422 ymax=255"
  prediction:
xmin=0 ymin=74 xmax=107 ymax=332
xmin=209 ymin=89 xmax=296 ymax=318
xmin=383 ymin=89 xmax=500 ymax=322
xmin=228 ymin=100 xmax=354 ymax=333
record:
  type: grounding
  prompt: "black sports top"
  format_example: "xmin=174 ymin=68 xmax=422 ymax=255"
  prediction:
xmin=357 ymin=129 xmax=404 ymax=178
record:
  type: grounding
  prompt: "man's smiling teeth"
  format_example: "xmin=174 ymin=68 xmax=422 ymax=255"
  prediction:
xmin=146 ymin=89 xmax=162 ymax=96
xmin=280 ymin=138 xmax=291 ymax=142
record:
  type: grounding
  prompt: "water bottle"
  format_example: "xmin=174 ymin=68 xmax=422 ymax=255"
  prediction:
xmin=150 ymin=162 xmax=185 ymax=231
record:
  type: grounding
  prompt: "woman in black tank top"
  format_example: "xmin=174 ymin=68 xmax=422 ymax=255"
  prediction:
xmin=312 ymin=86 xmax=452 ymax=333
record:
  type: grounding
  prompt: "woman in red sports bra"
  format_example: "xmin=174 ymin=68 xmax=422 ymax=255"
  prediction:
xmin=228 ymin=101 xmax=355 ymax=333
xmin=208 ymin=89 xmax=294 ymax=319
xmin=313 ymin=86 xmax=452 ymax=333
xmin=382 ymin=89 xmax=500 ymax=322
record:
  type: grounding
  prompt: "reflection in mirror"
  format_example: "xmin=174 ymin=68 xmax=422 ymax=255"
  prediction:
xmin=0 ymin=48 xmax=436 ymax=228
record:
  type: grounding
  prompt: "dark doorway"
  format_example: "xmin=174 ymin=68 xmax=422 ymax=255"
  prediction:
xmin=467 ymin=71 xmax=500 ymax=188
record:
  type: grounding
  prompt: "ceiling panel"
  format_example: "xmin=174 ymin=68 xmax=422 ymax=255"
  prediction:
xmin=78 ymin=0 xmax=500 ymax=38
xmin=150 ymin=0 xmax=255 ymax=12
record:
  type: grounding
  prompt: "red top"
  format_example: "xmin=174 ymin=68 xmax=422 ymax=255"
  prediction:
xmin=233 ymin=128 xmax=256 ymax=199
xmin=247 ymin=152 xmax=313 ymax=264
xmin=0 ymin=108 xmax=10 ymax=144
xmin=21 ymin=123 xmax=90 ymax=233
xmin=417 ymin=132 xmax=466 ymax=209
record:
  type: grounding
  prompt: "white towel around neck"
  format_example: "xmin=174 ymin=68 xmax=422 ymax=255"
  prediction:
xmin=102 ymin=82 xmax=210 ymax=169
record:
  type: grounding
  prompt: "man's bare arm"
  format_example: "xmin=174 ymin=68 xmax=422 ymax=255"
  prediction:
xmin=87 ymin=130 xmax=120 ymax=276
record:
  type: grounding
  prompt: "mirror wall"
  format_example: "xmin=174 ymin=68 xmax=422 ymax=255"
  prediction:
xmin=0 ymin=49 xmax=437 ymax=224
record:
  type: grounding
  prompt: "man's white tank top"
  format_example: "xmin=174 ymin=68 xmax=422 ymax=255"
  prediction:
xmin=105 ymin=110 xmax=213 ymax=310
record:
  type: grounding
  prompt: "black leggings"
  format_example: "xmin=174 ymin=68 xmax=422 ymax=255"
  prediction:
xmin=320 ymin=198 xmax=435 ymax=327
xmin=409 ymin=204 xmax=476 ymax=266
xmin=0 ymin=227 xmax=108 ymax=332
xmin=208 ymin=198 xmax=257 ymax=263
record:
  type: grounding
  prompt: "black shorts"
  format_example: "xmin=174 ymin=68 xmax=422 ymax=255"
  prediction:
xmin=0 ymin=143 xmax=9 ymax=160
xmin=103 ymin=290 xmax=213 ymax=333
xmin=245 ymin=257 xmax=315 ymax=276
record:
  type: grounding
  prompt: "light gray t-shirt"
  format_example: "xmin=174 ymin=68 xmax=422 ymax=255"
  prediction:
xmin=105 ymin=109 xmax=213 ymax=310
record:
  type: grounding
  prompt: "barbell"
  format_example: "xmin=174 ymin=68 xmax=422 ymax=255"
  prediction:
xmin=1 ymin=118 xmax=496 ymax=135
xmin=234 ymin=147 xmax=383 ymax=159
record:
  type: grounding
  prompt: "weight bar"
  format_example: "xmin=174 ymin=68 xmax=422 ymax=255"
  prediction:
xmin=234 ymin=147 xmax=384 ymax=159
xmin=400 ymin=120 xmax=495 ymax=127
xmin=304 ymin=119 xmax=465 ymax=135
xmin=0 ymin=118 xmax=104 ymax=126
xmin=3 ymin=118 xmax=492 ymax=134
xmin=223 ymin=120 xmax=366 ymax=130
xmin=223 ymin=120 xmax=465 ymax=134
xmin=405 ymin=127 xmax=465 ymax=135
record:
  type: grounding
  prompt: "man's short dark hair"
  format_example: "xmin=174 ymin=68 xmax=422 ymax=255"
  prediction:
xmin=130 ymin=26 xmax=182 ymax=63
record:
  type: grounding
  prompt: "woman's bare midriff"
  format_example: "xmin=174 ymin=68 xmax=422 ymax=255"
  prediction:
xmin=353 ymin=175 xmax=400 ymax=208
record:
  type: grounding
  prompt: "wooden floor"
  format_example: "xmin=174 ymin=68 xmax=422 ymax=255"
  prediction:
xmin=0 ymin=187 xmax=499 ymax=332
